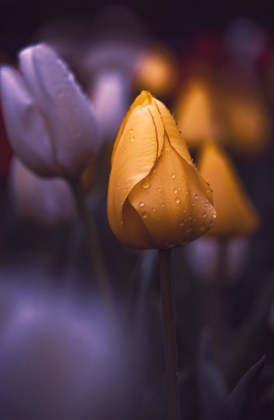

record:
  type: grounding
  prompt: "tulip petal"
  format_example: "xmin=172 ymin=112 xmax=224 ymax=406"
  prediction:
xmin=19 ymin=44 xmax=100 ymax=176
xmin=128 ymin=136 xmax=216 ymax=249
xmin=198 ymin=143 xmax=259 ymax=237
xmin=121 ymin=200 xmax=157 ymax=248
xmin=108 ymin=92 xmax=166 ymax=243
xmin=0 ymin=66 xmax=55 ymax=175
xmin=153 ymin=98 xmax=194 ymax=166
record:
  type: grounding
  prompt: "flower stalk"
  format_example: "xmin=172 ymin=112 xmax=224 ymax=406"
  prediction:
xmin=69 ymin=177 xmax=114 ymax=314
xmin=159 ymin=248 xmax=181 ymax=420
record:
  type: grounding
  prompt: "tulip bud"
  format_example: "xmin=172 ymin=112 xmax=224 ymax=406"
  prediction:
xmin=107 ymin=91 xmax=217 ymax=249
xmin=0 ymin=43 xmax=100 ymax=177
xmin=198 ymin=142 xmax=259 ymax=238
xmin=9 ymin=157 xmax=76 ymax=226
xmin=221 ymin=85 xmax=271 ymax=156
xmin=174 ymin=79 xmax=226 ymax=150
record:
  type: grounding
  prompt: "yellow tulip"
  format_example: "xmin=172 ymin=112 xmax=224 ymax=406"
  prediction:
xmin=174 ymin=79 xmax=226 ymax=149
xmin=222 ymin=87 xmax=271 ymax=156
xmin=107 ymin=91 xmax=217 ymax=249
xmin=134 ymin=47 xmax=178 ymax=97
xmin=198 ymin=142 xmax=259 ymax=238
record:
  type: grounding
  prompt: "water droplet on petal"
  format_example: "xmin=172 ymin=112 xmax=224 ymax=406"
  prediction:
xmin=142 ymin=179 xmax=150 ymax=189
xmin=180 ymin=238 xmax=188 ymax=245
xmin=129 ymin=129 xmax=133 ymax=134
xmin=187 ymin=225 xmax=192 ymax=232
xmin=173 ymin=188 xmax=178 ymax=194
xmin=152 ymin=208 xmax=156 ymax=212
xmin=142 ymin=212 xmax=148 ymax=219
xmin=194 ymin=194 xmax=198 ymax=199
xmin=166 ymin=241 xmax=175 ymax=248
xmin=175 ymin=197 xmax=181 ymax=204
xmin=139 ymin=202 xmax=145 ymax=207
xmin=130 ymin=137 xmax=135 ymax=142
xmin=171 ymin=173 xmax=176 ymax=179
xmin=179 ymin=220 xmax=185 ymax=226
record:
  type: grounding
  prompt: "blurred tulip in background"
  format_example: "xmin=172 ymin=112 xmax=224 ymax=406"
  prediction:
xmin=9 ymin=157 xmax=76 ymax=226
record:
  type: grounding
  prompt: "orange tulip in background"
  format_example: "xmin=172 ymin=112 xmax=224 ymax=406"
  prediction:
xmin=198 ymin=142 xmax=259 ymax=238
xmin=174 ymin=78 xmax=226 ymax=150
xmin=107 ymin=91 xmax=216 ymax=249
xmin=134 ymin=46 xmax=178 ymax=97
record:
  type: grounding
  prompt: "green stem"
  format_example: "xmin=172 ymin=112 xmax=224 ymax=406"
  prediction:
xmin=159 ymin=248 xmax=181 ymax=420
xmin=69 ymin=177 xmax=114 ymax=314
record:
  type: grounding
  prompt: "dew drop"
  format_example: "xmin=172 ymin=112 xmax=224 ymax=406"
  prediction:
xmin=194 ymin=194 xmax=198 ymax=199
xmin=175 ymin=197 xmax=181 ymax=204
xmin=187 ymin=224 xmax=192 ymax=232
xmin=129 ymin=129 xmax=133 ymax=134
xmin=142 ymin=212 xmax=148 ymax=219
xmin=158 ymin=188 xmax=162 ymax=192
xmin=166 ymin=241 xmax=175 ymax=248
xmin=135 ymin=123 xmax=138 ymax=127
xmin=180 ymin=238 xmax=188 ymax=245
xmin=152 ymin=208 xmax=156 ymax=212
xmin=130 ymin=137 xmax=135 ymax=142
xmin=142 ymin=179 xmax=150 ymax=189
xmin=179 ymin=220 xmax=185 ymax=226
xmin=213 ymin=214 xmax=217 ymax=219
xmin=185 ymin=191 xmax=189 ymax=195
xmin=139 ymin=201 xmax=145 ymax=207
xmin=173 ymin=188 xmax=178 ymax=194
xmin=202 ymin=212 xmax=206 ymax=218
xmin=171 ymin=173 xmax=176 ymax=179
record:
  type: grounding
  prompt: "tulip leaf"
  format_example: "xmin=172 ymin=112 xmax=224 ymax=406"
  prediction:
xmin=197 ymin=329 xmax=232 ymax=420
xmin=227 ymin=356 xmax=265 ymax=420
xmin=223 ymin=274 xmax=274 ymax=383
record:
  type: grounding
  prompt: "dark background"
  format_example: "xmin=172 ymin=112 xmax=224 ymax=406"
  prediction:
xmin=0 ymin=0 xmax=273 ymax=57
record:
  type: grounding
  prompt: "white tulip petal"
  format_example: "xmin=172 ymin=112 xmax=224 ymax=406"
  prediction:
xmin=19 ymin=44 xmax=100 ymax=176
xmin=10 ymin=157 xmax=76 ymax=226
xmin=92 ymin=70 xmax=130 ymax=142
xmin=0 ymin=66 xmax=55 ymax=175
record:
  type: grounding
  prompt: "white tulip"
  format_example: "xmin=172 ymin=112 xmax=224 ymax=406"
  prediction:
xmin=0 ymin=43 xmax=100 ymax=177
